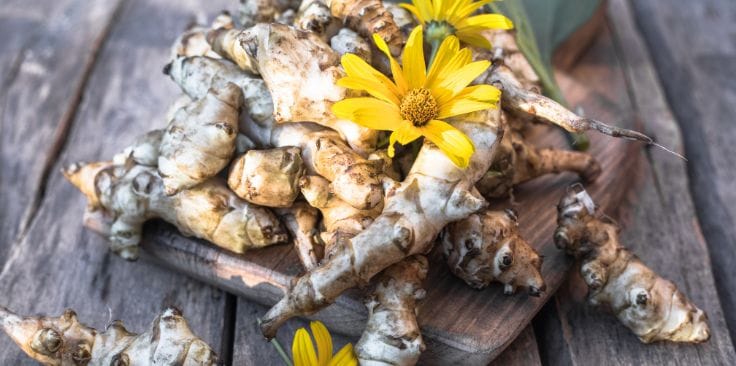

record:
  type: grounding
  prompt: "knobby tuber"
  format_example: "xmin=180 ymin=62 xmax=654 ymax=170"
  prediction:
xmin=167 ymin=55 xmax=384 ymax=210
xmin=0 ymin=306 xmax=217 ymax=365
xmin=442 ymin=208 xmax=545 ymax=296
xmin=239 ymin=0 xmax=300 ymax=27
xmin=294 ymin=0 xmax=341 ymax=40
xmin=208 ymin=23 xmax=379 ymax=154
xmin=355 ymin=255 xmax=428 ymax=366
xmin=63 ymin=135 xmax=286 ymax=259
xmin=260 ymin=109 xmax=500 ymax=338
xmin=326 ymin=0 xmax=403 ymax=56
xmin=275 ymin=202 xmax=322 ymax=270
xmin=330 ymin=28 xmax=372 ymax=61
xmin=158 ymin=81 xmax=243 ymax=195
xmin=228 ymin=147 xmax=305 ymax=207
xmin=477 ymin=128 xmax=601 ymax=199
xmin=554 ymin=185 xmax=710 ymax=343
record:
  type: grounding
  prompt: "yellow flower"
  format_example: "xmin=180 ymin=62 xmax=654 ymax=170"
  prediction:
xmin=332 ymin=26 xmax=500 ymax=168
xmin=400 ymin=0 xmax=513 ymax=48
xmin=292 ymin=321 xmax=357 ymax=366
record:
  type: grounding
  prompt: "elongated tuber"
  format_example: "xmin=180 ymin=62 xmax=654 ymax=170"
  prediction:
xmin=167 ymin=55 xmax=384 ymax=210
xmin=158 ymin=81 xmax=243 ymax=195
xmin=442 ymin=208 xmax=545 ymax=295
xmin=0 ymin=306 xmax=218 ymax=365
xmin=275 ymin=202 xmax=323 ymax=270
xmin=64 ymin=151 xmax=286 ymax=260
xmin=260 ymin=109 xmax=500 ymax=338
xmin=207 ymin=23 xmax=379 ymax=154
xmin=228 ymin=147 xmax=305 ymax=207
xmin=477 ymin=128 xmax=601 ymax=199
xmin=355 ymin=255 xmax=428 ymax=366
xmin=554 ymin=185 xmax=710 ymax=343
xmin=326 ymin=0 xmax=403 ymax=56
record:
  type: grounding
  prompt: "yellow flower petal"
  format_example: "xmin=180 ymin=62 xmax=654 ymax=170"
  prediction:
xmin=432 ymin=0 xmax=445 ymax=19
xmin=456 ymin=14 xmax=514 ymax=31
xmin=293 ymin=328 xmax=319 ymax=366
xmin=435 ymin=60 xmax=490 ymax=99
xmin=332 ymin=98 xmax=402 ymax=131
xmin=426 ymin=36 xmax=460 ymax=86
xmin=328 ymin=344 xmax=358 ymax=366
xmin=340 ymin=54 xmax=400 ymax=99
xmin=427 ymin=47 xmax=473 ymax=90
xmin=411 ymin=0 xmax=433 ymax=22
xmin=455 ymin=0 xmax=496 ymax=20
xmin=399 ymin=3 xmax=425 ymax=24
xmin=438 ymin=99 xmax=495 ymax=119
xmin=373 ymin=34 xmax=408 ymax=94
xmin=337 ymin=77 xmax=400 ymax=105
xmin=402 ymin=26 xmax=427 ymax=89
xmin=388 ymin=122 xmax=422 ymax=157
xmin=420 ymin=120 xmax=475 ymax=168
xmin=310 ymin=321 xmax=333 ymax=366
xmin=455 ymin=30 xmax=492 ymax=49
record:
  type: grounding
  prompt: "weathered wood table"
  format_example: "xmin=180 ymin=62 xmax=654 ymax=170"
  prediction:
xmin=1 ymin=0 xmax=734 ymax=364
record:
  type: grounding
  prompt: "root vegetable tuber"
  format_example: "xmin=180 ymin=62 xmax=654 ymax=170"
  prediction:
xmin=63 ymin=156 xmax=287 ymax=260
xmin=227 ymin=147 xmax=305 ymax=207
xmin=300 ymin=175 xmax=381 ymax=258
xmin=326 ymin=0 xmax=403 ymax=56
xmin=259 ymin=109 xmax=501 ymax=338
xmin=554 ymin=185 xmax=710 ymax=343
xmin=275 ymin=202 xmax=323 ymax=270
xmin=355 ymin=255 xmax=428 ymax=366
xmin=330 ymin=28 xmax=372 ymax=61
xmin=294 ymin=0 xmax=341 ymax=40
xmin=207 ymin=23 xmax=379 ymax=154
xmin=168 ymin=55 xmax=384 ymax=210
xmin=442 ymin=208 xmax=545 ymax=295
xmin=239 ymin=0 xmax=300 ymax=27
xmin=476 ymin=128 xmax=601 ymax=199
xmin=0 ymin=306 xmax=218 ymax=365
xmin=158 ymin=81 xmax=242 ymax=195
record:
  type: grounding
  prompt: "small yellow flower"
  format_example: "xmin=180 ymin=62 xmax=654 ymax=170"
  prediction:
xmin=401 ymin=0 xmax=513 ymax=48
xmin=332 ymin=26 xmax=500 ymax=168
xmin=292 ymin=321 xmax=357 ymax=366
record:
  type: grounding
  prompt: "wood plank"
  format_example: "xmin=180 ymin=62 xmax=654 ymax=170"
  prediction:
xmin=489 ymin=326 xmax=541 ymax=366
xmin=140 ymin=17 xmax=641 ymax=365
xmin=0 ymin=0 xmax=237 ymax=363
xmin=629 ymin=0 xmax=736 ymax=343
xmin=532 ymin=1 xmax=736 ymax=364
xmin=0 ymin=0 xmax=121 ymax=264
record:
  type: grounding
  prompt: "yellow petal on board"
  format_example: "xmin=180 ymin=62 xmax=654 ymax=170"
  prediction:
xmin=311 ymin=321 xmax=333 ymax=366
xmin=399 ymin=3 xmax=426 ymax=24
xmin=402 ymin=26 xmax=427 ymax=89
xmin=328 ymin=344 xmax=358 ymax=366
xmin=388 ymin=122 xmax=422 ymax=157
xmin=373 ymin=34 xmax=408 ymax=94
xmin=332 ymin=98 xmax=402 ymax=131
xmin=421 ymin=119 xmax=476 ymax=168
xmin=456 ymin=13 xmax=514 ymax=30
xmin=340 ymin=54 xmax=400 ymax=98
xmin=337 ymin=77 xmax=400 ymax=105
xmin=293 ymin=328 xmax=319 ymax=366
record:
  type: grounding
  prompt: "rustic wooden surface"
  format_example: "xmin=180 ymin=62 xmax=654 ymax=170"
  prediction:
xmin=1 ymin=0 xmax=735 ymax=365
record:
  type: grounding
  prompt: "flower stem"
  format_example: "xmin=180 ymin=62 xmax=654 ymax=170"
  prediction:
xmin=257 ymin=318 xmax=293 ymax=366
xmin=427 ymin=38 xmax=441 ymax=70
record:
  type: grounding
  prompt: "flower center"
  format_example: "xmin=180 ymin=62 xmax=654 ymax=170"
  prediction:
xmin=400 ymin=88 xmax=439 ymax=126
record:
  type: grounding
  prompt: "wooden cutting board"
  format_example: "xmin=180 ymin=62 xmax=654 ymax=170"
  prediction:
xmin=130 ymin=22 xmax=640 ymax=366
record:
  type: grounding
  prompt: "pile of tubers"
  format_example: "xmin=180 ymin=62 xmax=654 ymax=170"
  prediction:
xmin=0 ymin=0 xmax=703 ymax=364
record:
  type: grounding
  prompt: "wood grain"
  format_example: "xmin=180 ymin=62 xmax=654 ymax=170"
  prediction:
xmin=0 ymin=0 xmax=237 ymax=363
xmin=629 ymin=0 xmax=736 ymax=344
xmin=138 ymin=16 xmax=641 ymax=366
xmin=533 ymin=0 xmax=736 ymax=364
xmin=0 ymin=0 xmax=121 ymax=265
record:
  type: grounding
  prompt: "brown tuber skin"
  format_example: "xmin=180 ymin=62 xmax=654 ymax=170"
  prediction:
xmin=63 ymin=155 xmax=287 ymax=260
xmin=443 ymin=208 xmax=545 ymax=296
xmin=228 ymin=147 xmax=306 ymax=208
xmin=355 ymin=255 xmax=428 ymax=366
xmin=326 ymin=0 xmax=403 ymax=56
xmin=477 ymin=128 xmax=601 ymax=199
xmin=554 ymin=185 xmax=710 ymax=343
xmin=0 ymin=306 xmax=218 ymax=365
